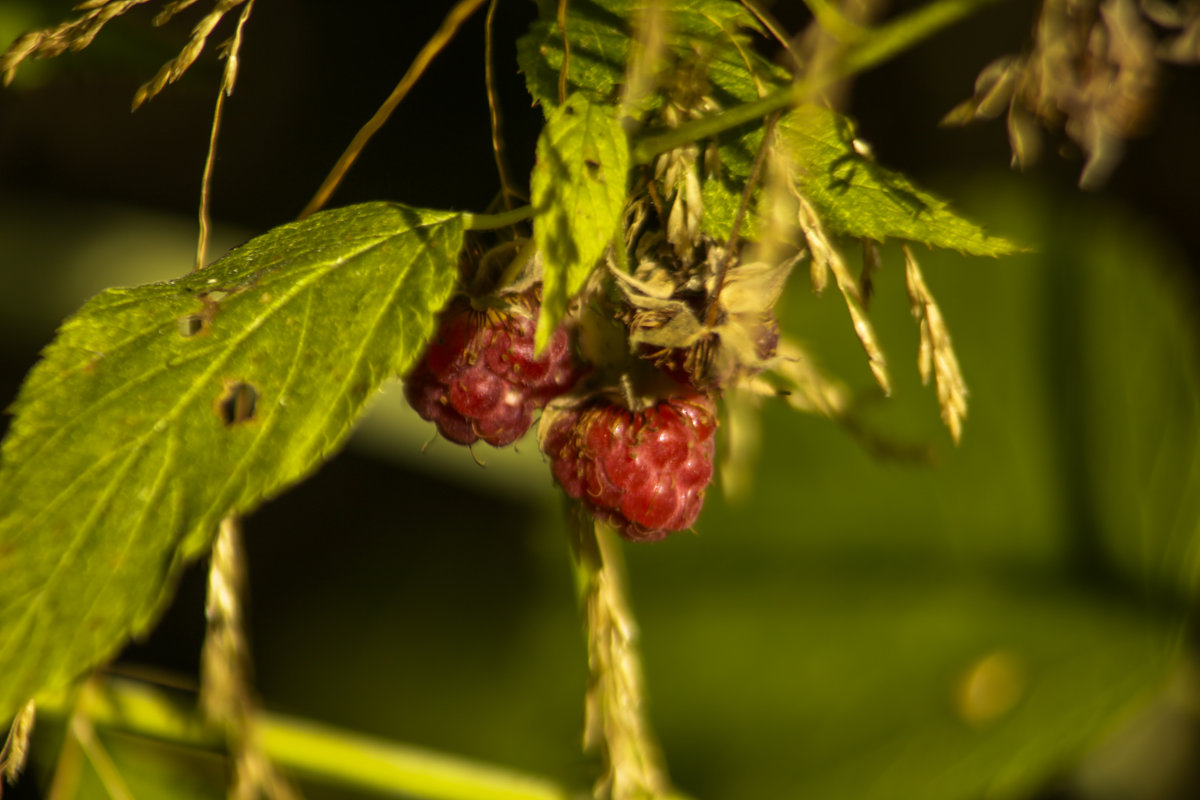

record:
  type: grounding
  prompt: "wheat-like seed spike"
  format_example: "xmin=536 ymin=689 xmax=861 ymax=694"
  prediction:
xmin=574 ymin=508 xmax=671 ymax=800
xmin=154 ymin=0 xmax=203 ymax=26
xmin=794 ymin=191 xmax=891 ymax=395
xmin=132 ymin=0 xmax=247 ymax=111
xmin=1 ymin=0 xmax=156 ymax=85
xmin=0 ymin=700 xmax=36 ymax=783
xmin=904 ymin=246 xmax=968 ymax=443
xmin=195 ymin=0 xmax=254 ymax=272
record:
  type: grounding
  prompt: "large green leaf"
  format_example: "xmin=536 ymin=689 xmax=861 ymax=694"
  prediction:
xmin=0 ymin=202 xmax=463 ymax=724
xmin=531 ymin=93 xmax=629 ymax=349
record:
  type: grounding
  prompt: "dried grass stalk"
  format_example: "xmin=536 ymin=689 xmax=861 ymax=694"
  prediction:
xmin=195 ymin=0 xmax=255 ymax=271
xmin=299 ymin=0 xmax=488 ymax=220
xmin=574 ymin=509 xmax=671 ymax=800
xmin=1 ymin=0 xmax=157 ymax=84
xmin=793 ymin=191 xmax=892 ymax=395
xmin=0 ymin=700 xmax=36 ymax=785
xmin=133 ymin=0 xmax=249 ymax=110
xmin=904 ymin=246 xmax=968 ymax=442
xmin=202 ymin=516 xmax=299 ymax=800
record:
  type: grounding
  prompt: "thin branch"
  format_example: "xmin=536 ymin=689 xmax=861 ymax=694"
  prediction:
xmin=485 ymin=0 xmax=521 ymax=209
xmin=195 ymin=0 xmax=256 ymax=272
xmin=463 ymin=204 xmax=535 ymax=231
xmin=704 ymin=113 xmax=778 ymax=328
xmin=557 ymin=0 xmax=571 ymax=104
xmin=740 ymin=0 xmax=806 ymax=72
xmin=299 ymin=0 xmax=488 ymax=220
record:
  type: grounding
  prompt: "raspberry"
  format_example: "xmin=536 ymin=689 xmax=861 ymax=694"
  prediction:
xmin=404 ymin=291 xmax=581 ymax=446
xmin=542 ymin=393 xmax=717 ymax=541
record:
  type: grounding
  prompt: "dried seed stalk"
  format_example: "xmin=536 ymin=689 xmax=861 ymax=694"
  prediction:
xmin=299 ymin=0 xmax=488 ymax=219
xmin=195 ymin=0 xmax=255 ymax=271
xmin=2 ymin=0 xmax=156 ymax=84
xmin=904 ymin=246 xmax=968 ymax=442
xmin=133 ymin=0 xmax=249 ymax=110
xmin=0 ymin=700 xmax=35 ymax=787
xmin=573 ymin=507 xmax=671 ymax=800
xmin=203 ymin=517 xmax=298 ymax=800
xmin=794 ymin=191 xmax=891 ymax=395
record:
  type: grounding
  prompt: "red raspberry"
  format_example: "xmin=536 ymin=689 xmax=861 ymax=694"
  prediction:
xmin=542 ymin=393 xmax=717 ymax=541
xmin=404 ymin=292 xmax=581 ymax=446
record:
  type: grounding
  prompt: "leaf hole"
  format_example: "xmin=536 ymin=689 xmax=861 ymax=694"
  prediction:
xmin=178 ymin=314 xmax=206 ymax=337
xmin=217 ymin=381 xmax=258 ymax=426
xmin=584 ymin=158 xmax=601 ymax=176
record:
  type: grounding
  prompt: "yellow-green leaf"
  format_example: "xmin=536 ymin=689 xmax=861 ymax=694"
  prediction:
xmin=779 ymin=105 xmax=1023 ymax=256
xmin=0 ymin=202 xmax=464 ymax=724
xmin=531 ymin=94 xmax=629 ymax=349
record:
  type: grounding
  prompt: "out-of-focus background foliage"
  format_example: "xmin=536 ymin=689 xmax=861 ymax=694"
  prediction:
xmin=2 ymin=1 xmax=1200 ymax=799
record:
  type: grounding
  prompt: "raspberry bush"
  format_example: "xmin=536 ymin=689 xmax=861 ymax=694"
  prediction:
xmin=2 ymin=0 xmax=1200 ymax=799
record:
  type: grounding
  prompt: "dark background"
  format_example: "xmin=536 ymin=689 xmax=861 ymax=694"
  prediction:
xmin=3 ymin=1 xmax=1200 ymax=799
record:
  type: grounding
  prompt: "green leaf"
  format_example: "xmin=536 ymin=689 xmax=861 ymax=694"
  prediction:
xmin=777 ymin=104 xmax=1022 ymax=255
xmin=531 ymin=93 xmax=629 ymax=349
xmin=516 ymin=0 xmax=780 ymax=112
xmin=0 ymin=202 xmax=463 ymax=724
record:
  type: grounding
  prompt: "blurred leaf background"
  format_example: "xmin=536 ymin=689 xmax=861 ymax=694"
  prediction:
xmin=3 ymin=1 xmax=1200 ymax=799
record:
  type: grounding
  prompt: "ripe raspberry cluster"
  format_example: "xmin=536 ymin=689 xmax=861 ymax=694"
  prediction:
xmin=540 ymin=393 xmax=717 ymax=541
xmin=405 ymin=284 xmax=723 ymax=542
xmin=403 ymin=292 xmax=580 ymax=447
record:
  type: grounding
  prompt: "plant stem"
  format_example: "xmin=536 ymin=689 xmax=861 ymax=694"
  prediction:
xmin=42 ymin=677 xmax=573 ymax=800
xmin=630 ymin=0 xmax=1009 ymax=164
xmin=464 ymin=205 xmax=536 ymax=230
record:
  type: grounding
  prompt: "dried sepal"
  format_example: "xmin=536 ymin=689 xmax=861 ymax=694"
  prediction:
xmin=769 ymin=336 xmax=849 ymax=419
xmin=904 ymin=246 xmax=968 ymax=443
xmin=617 ymin=241 xmax=790 ymax=390
xmin=793 ymin=191 xmax=891 ymax=396
xmin=940 ymin=55 xmax=1023 ymax=126
xmin=943 ymin=0 xmax=1163 ymax=187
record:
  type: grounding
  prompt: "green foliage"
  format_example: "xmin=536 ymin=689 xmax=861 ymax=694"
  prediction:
xmin=531 ymin=93 xmax=629 ymax=349
xmin=0 ymin=202 xmax=463 ymax=724
xmin=778 ymin=106 xmax=1023 ymax=255
xmin=3 ymin=0 xmax=1196 ymax=799
xmin=516 ymin=0 xmax=773 ymax=111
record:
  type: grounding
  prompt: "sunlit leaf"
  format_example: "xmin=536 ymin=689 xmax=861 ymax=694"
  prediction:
xmin=531 ymin=93 xmax=629 ymax=349
xmin=778 ymin=105 xmax=1022 ymax=256
xmin=0 ymin=202 xmax=464 ymax=724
